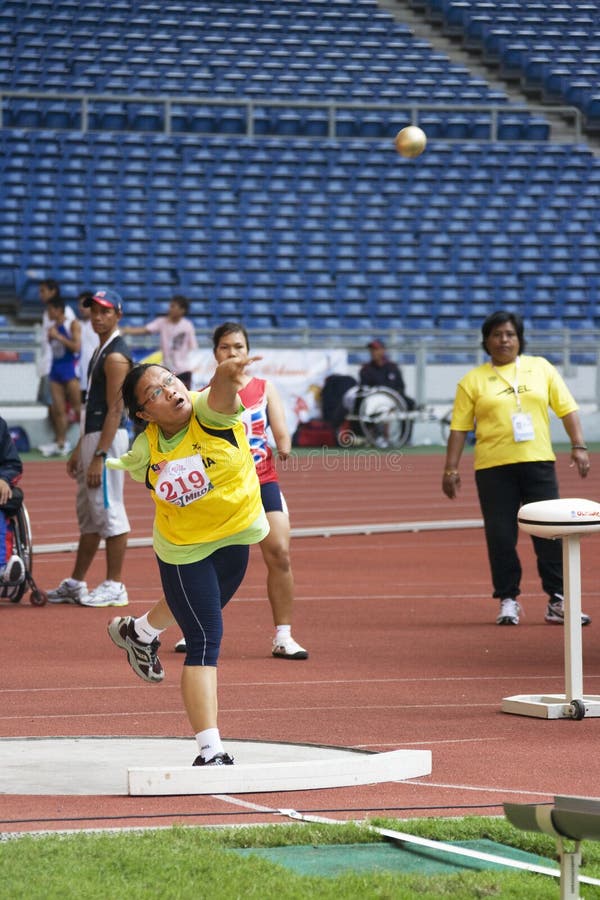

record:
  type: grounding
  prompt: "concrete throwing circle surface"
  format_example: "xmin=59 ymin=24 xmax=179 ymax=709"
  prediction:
xmin=0 ymin=737 xmax=368 ymax=795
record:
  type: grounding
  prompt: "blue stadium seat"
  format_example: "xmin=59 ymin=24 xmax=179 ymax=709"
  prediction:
xmin=1 ymin=1 xmax=597 ymax=332
xmin=88 ymin=103 xmax=128 ymax=131
xmin=130 ymin=104 xmax=164 ymax=132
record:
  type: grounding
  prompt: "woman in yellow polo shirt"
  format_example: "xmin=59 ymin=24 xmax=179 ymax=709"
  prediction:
xmin=106 ymin=357 xmax=269 ymax=766
xmin=442 ymin=310 xmax=591 ymax=627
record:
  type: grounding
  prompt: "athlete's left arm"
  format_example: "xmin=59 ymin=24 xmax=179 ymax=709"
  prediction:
xmin=266 ymin=380 xmax=291 ymax=460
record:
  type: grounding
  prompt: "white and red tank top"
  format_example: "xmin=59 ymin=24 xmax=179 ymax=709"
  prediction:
xmin=238 ymin=378 xmax=278 ymax=485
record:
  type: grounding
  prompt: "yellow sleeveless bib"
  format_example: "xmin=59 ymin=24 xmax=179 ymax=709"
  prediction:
xmin=145 ymin=407 xmax=262 ymax=546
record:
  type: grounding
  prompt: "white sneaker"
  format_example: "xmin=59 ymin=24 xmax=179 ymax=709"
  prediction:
xmin=496 ymin=597 xmax=521 ymax=625
xmin=81 ymin=581 xmax=128 ymax=607
xmin=174 ymin=637 xmax=187 ymax=653
xmin=47 ymin=578 xmax=88 ymax=604
xmin=57 ymin=440 xmax=72 ymax=456
xmin=272 ymin=635 xmax=309 ymax=659
xmin=38 ymin=441 xmax=59 ymax=457
xmin=1 ymin=555 xmax=25 ymax=584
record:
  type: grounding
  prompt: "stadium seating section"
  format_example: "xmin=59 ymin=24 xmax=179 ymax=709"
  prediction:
xmin=414 ymin=0 xmax=600 ymax=131
xmin=0 ymin=0 xmax=598 ymax=336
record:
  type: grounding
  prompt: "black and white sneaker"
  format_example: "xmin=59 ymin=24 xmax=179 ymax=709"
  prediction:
xmin=193 ymin=752 xmax=235 ymax=766
xmin=545 ymin=595 xmax=591 ymax=626
xmin=272 ymin=635 xmax=309 ymax=659
xmin=107 ymin=616 xmax=164 ymax=683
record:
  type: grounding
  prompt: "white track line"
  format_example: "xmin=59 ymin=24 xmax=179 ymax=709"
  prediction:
xmin=33 ymin=518 xmax=483 ymax=555
xmin=1 ymin=673 xmax=594 ymax=696
xmin=0 ymin=701 xmax=506 ymax=722
xmin=408 ymin=780 xmax=555 ymax=797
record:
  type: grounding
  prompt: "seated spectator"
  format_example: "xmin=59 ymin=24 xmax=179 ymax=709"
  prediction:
xmin=0 ymin=416 xmax=25 ymax=586
xmin=359 ymin=340 xmax=416 ymax=447
xmin=360 ymin=339 xmax=412 ymax=399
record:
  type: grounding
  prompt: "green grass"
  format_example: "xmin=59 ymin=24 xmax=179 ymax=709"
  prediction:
xmin=2 ymin=817 xmax=600 ymax=899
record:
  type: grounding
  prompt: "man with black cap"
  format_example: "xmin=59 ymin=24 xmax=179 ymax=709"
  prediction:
xmin=48 ymin=288 xmax=134 ymax=608
xmin=360 ymin=339 xmax=415 ymax=445
xmin=360 ymin=339 xmax=409 ymax=397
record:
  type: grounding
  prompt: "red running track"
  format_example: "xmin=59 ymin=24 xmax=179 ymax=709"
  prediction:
xmin=2 ymin=450 xmax=600 ymax=833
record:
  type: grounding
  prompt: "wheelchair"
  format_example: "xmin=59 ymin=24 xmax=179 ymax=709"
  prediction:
xmin=338 ymin=386 xmax=414 ymax=449
xmin=1 ymin=495 xmax=47 ymax=606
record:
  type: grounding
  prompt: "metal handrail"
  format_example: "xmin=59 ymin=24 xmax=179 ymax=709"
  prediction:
xmin=1 ymin=325 xmax=599 ymax=405
xmin=0 ymin=89 xmax=584 ymax=140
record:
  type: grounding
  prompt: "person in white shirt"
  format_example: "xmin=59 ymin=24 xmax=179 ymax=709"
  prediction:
xmin=76 ymin=290 xmax=100 ymax=404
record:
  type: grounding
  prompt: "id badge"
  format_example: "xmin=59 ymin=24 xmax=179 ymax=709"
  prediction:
xmin=512 ymin=412 xmax=534 ymax=442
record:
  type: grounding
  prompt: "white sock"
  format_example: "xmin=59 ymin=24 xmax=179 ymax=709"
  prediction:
xmin=66 ymin=577 xmax=86 ymax=586
xmin=195 ymin=728 xmax=224 ymax=762
xmin=134 ymin=613 xmax=164 ymax=644
xmin=275 ymin=624 xmax=291 ymax=641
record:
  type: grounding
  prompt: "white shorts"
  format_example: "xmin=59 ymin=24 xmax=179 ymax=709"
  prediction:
xmin=76 ymin=429 xmax=131 ymax=539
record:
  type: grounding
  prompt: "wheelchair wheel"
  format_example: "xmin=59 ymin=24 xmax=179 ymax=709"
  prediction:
xmin=30 ymin=589 xmax=48 ymax=606
xmin=358 ymin=388 xmax=411 ymax=449
xmin=440 ymin=410 xmax=475 ymax=447
xmin=7 ymin=503 xmax=34 ymax=604
xmin=14 ymin=504 xmax=33 ymax=573
xmin=440 ymin=409 xmax=452 ymax=444
xmin=10 ymin=587 xmax=25 ymax=603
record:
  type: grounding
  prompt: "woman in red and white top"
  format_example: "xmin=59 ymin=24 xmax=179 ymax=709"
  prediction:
xmin=204 ymin=322 xmax=306 ymax=658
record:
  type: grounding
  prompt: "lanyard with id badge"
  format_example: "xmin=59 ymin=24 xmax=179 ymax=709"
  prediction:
xmin=493 ymin=356 xmax=534 ymax=443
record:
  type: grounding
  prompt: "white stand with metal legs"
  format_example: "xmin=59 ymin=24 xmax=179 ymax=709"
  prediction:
xmin=502 ymin=498 xmax=600 ymax=720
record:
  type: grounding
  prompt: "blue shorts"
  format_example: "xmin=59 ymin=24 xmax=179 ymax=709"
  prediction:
xmin=50 ymin=359 xmax=78 ymax=385
xmin=261 ymin=481 xmax=286 ymax=514
xmin=157 ymin=544 xmax=250 ymax=666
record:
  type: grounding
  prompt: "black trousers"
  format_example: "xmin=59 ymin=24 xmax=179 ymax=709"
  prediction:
xmin=475 ymin=461 xmax=563 ymax=601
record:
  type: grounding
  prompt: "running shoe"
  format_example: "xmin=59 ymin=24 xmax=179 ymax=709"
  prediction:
xmin=272 ymin=635 xmax=309 ymax=659
xmin=174 ymin=637 xmax=187 ymax=653
xmin=193 ymin=752 xmax=234 ymax=766
xmin=38 ymin=441 xmax=59 ymax=457
xmin=81 ymin=581 xmax=128 ymax=607
xmin=545 ymin=595 xmax=591 ymax=626
xmin=47 ymin=578 xmax=88 ymax=604
xmin=0 ymin=555 xmax=25 ymax=584
xmin=496 ymin=597 xmax=521 ymax=625
xmin=107 ymin=616 xmax=164 ymax=683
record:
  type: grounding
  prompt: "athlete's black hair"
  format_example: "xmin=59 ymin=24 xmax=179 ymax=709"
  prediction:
xmin=121 ymin=363 xmax=172 ymax=418
xmin=212 ymin=321 xmax=250 ymax=352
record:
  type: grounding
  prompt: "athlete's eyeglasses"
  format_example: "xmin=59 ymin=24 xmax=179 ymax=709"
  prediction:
xmin=139 ymin=373 xmax=176 ymax=410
